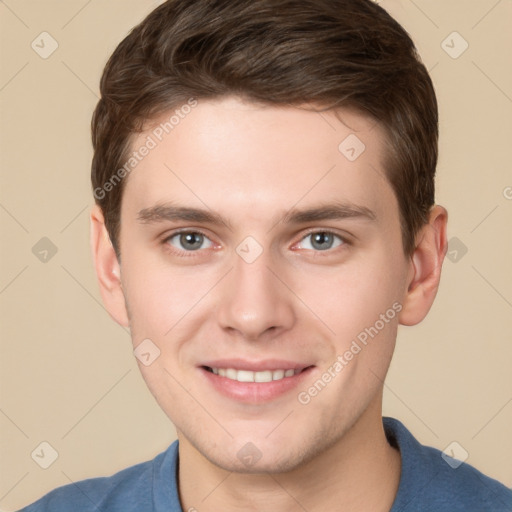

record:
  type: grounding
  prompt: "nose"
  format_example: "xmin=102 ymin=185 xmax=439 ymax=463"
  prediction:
xmin=216 ymin=248 xmax=296 ymax=341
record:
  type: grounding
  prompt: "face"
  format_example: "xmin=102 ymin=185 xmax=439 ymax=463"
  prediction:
xmin=115 ymin=96 xmax=412 ymax=472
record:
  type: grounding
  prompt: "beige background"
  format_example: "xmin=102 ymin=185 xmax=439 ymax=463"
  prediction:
xmin=1 ymin=0 xmax=511 ymax=509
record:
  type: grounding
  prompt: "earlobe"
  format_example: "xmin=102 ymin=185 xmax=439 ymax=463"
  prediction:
xmin=399 ymin=205 xmax=448 ymax=326
xmin=90 ymin=205 xmax=130 ymax=327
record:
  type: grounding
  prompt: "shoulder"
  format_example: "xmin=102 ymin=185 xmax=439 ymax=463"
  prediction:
xmin=18 ymin=441 xmax=179 ymax=512
xmin=384 ymin=417 xmax=512 ymax=512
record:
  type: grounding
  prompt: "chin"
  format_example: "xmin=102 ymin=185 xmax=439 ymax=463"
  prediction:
xmin=210 ymin=448 xmax=308 ymax=475
xmin=190 ymin=429 xmax=330 ymax=475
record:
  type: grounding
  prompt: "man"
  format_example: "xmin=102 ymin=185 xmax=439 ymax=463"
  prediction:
xmin=20 ymin=0 xmax=512 ymax=510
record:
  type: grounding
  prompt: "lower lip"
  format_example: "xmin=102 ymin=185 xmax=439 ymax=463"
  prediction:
xmin=199 ymin=366 xmax=315 ymax=403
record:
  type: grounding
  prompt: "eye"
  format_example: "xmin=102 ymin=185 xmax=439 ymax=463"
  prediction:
xmin=296 ymin=231 xmax=345 ymax=251
xmin=165 ymin=231 xmax=214 ymax=252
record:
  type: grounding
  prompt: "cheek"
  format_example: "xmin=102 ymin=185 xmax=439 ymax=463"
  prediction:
xmin=121 ymin=256 xmax=210 ymax=340
xmin=294 ymin=256 xmax=403 ymax=418
xmin=294 ymin=250 xmax=406 ymax=343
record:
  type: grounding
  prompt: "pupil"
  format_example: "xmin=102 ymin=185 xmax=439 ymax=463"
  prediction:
xmin=313 ymin=232 xmax=332 ymax=250
xmin=181 ymin=233 xmax=203 ymax=250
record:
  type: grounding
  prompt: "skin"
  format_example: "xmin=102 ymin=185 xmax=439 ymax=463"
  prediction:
xmin=91 ymin=96 xmax=448 ymax=511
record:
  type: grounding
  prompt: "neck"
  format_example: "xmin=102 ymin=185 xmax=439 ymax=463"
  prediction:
xmin=178 ymin=399 xmax=401 ymax=512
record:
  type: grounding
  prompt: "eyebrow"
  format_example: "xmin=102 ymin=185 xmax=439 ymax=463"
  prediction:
xmin=137 ymin=201 xmax=376 ymax=228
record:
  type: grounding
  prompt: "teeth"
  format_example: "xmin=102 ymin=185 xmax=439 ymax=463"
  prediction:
xmin=255 ymin=370 xmax=272 ymax=383
xmin=209 ymin=367 xmax=300 ymax=383
xmin=272 ymin=369 xmax=284 ymax=380
xmin=237 ymin=370 xmax=255 ymax=382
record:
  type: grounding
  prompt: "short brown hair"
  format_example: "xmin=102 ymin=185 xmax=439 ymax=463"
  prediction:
xmin=91 ymin=0 xmax=438 ymax=256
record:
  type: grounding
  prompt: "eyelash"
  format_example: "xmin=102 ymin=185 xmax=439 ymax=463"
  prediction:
xmin=162 ymin=228 xmax=350 ymax=258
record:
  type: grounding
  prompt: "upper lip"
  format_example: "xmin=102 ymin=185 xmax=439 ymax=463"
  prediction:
xmin=201 ymin=359 xmax=314 ymax=372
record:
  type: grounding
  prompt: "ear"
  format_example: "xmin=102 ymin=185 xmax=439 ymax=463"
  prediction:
xmin=399 ymin=205 xmax=448 ymax=326
xmin=90 ymin=205 xmax=130 ymax=327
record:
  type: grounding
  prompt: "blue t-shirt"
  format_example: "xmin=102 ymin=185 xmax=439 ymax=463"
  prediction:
xmin=20 ymin=417 xmax=512 ymax=511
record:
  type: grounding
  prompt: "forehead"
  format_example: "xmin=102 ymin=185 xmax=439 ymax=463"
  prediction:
xmin=122 ymin=96 xmax=396 ymax=227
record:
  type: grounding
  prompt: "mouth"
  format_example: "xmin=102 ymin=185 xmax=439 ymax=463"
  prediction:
xmin=203 ymin=366 xmax=305 ymax=383
xmin=199 ymin=361 xmax=315 ymax=403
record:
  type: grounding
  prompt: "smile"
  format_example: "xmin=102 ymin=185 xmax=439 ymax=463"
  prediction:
xmin=205 ymin=367 xmax=300 ymax=383
xmin=199 ymin=359 xmax=315 ymax=403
